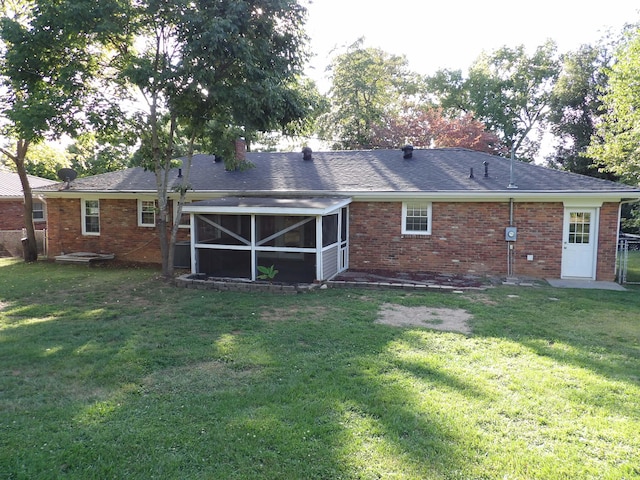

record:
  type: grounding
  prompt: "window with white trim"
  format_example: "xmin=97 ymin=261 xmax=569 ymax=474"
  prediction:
xmin=402 ymin=201 xmax=431 ymax=235
xmin=82 ymin=199 xmax=100 ymax=235
xmin=33 ymin=201 xmax=45 ymax=222
xmin=138 ymin=200 xmax=156 ymax=227
xmin=174 ymin=199 xmax=192 ymax=228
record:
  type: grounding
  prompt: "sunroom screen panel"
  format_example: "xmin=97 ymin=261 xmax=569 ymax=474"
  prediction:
xmin=256 ymin=215 xmax=316 ymax=248
xmin=196 ymin=214 xmax=251 ymax=246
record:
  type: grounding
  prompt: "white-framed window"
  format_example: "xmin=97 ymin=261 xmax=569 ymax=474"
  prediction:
xmin=32 ymin=201 xmax=45 ymax=222
xmin=138 ymin=199 xmax=156 ymax=227
xmin=173 ymin=199 xmax=192 ymax=228
xmin=82 ymin=199 xmax=100 ymax=235
xmin=402 ymin=201 xmax=431 ymax=235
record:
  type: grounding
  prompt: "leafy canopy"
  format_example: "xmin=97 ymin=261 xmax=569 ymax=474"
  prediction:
xmin=427 ymin=41 xmax=561 ymax=161
xmin=588 ymin=26 xmax=640 ymax=184
xmin=118 ymin=0 xmax=312 ymax=278
xmin=0 ymin=0 xmax=130 ymax=261
xmin=320 ymin=38 xmax=420 ymax=149
xmin=546 ymin=42 xmax=615 ymax=179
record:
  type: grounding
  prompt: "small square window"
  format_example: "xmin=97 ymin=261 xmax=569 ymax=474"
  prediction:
xmin=402 ymin=202 xmax=431 ymax=235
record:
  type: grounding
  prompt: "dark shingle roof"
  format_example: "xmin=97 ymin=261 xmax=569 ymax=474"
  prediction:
xmin=34 ymin=148 xmax=640 ymax=196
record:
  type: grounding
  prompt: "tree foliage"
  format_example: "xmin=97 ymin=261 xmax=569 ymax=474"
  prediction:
xmin=370 ymin=107 xmax=504 ymax=154
xmin=119 ymin=0 xmax=312 ymax=278
xmin=66 ymin=133 xmax=133 ymax=177
xmin=546 ymin=42 xmax=616 ymax=179
xmin=427 ymin=41 xmax=561 ymax=161
xmin=587 ymin=26 xmax=640 ymax=184
xmin=23 ymin=143 xmax=70 ymax=180
xmin=319 ymin=39 xmax=420 ymax=149
xmin=0 ymin=0 xmax=128 ymax=260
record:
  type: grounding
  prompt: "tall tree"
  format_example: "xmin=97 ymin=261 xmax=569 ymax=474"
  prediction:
xmin=121 ymin=0 xmax=311 ymax=279
xmin=546 ymin=43 xmax=615 ymax=178
xmin=588 ymin=26 xmax=640 ymax=184
xmin=319 ymin=39 xmax=420 ymax=149
xmin=427 ymin=41 xmax=561 ymax=161
xmin=0 ymin=0 xmax=128 ymax=260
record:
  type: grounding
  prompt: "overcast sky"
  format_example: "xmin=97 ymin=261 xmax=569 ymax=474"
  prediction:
xmin=304 ymin=0 xmax=640 ymax=91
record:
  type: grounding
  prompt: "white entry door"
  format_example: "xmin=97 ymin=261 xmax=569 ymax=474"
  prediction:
xmin=561 ymin=208 xmax=598 ymax=279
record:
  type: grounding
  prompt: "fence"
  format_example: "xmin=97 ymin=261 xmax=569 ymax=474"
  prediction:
xmin=617 ymin=235 xmax=640 ymax=284
xmin=0 ymin=230 xmax=47 ymax=258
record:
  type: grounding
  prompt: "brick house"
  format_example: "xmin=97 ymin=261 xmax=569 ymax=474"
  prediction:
xmin=35 ymin=147 xmax=640 ymax=282
xmin=0 ymin=169 xmax=55 ymax=256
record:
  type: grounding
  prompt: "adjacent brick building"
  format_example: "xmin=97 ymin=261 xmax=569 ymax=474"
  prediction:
xmin=0 ymin=169 xmax=56 ymax=256
xmin=35 ymin=148 xmax=640 ymax=282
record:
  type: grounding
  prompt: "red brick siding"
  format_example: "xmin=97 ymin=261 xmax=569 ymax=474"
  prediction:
xmin=0 ymin=199 xmax=48 ymax=230
xmin=46 ymin=198 xmax=189 ymax=264
xmin=349 ymin=201 xmax=616 ymax=280
xmin=510 ymin=202 xmax=564 ymax=278
xmin=45 ymin=197 xmax=620 ymax=279
xmin=596 ymin=203 xmax=620 ymax=281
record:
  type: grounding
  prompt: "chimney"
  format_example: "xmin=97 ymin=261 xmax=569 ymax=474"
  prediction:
xmin=302 ymin=147 xmax=313 ymax=161
xmin=402 ymin=144 xmax=414 ymax=159
xmin=234 ymin=138 xmax=246 ymax=162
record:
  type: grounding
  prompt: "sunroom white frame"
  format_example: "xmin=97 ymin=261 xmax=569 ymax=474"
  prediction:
xmin=183 ymin=197 xmax=351 ymax=282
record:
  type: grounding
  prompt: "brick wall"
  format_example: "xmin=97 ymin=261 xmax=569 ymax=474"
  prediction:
xmin=46 ymin=198 xmax=189 ymax=264
xmin=0 ymin=199 xmax=47 ymax=230
xmin=45 ymin=197 xmax=621 ymax=279
xmin=349 ymin=201 xmax=618 ymax=280
xmin=596 ymin=202 xmax=620 ymax=282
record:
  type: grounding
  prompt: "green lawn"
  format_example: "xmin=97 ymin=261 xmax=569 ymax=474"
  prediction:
xmin=1 ymin=259 xmax=639 ymax=479
xmin=622 ymin=249 xmax=640 ymax=283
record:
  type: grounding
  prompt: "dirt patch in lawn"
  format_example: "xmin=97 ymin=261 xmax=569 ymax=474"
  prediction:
xmin=260 ymin=305 xmax=332 ymax=322
xmin=376 ymin=303 xmax=473 ymax=334
xmin=464 ymin=293 xmax=498 ymax=306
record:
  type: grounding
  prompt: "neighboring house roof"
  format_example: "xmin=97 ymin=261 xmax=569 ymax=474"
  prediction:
xmin=0 ymin=170 xmax=57 ymax=198
xmin=34 ymin=148 xmax=640 ymax=200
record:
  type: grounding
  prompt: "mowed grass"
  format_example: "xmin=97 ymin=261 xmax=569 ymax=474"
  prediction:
xmin=0 ymin=259 xmax=639 ymax=479
xmin=623 ymin=249 xmax=640 ymax=283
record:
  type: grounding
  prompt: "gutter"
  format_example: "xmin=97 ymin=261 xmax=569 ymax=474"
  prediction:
xmin=34 ymin=188 xmax=640 ymax=203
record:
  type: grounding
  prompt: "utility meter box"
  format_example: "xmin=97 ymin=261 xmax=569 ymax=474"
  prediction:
xmin=505 ymin=226 xmax=517 ymax=241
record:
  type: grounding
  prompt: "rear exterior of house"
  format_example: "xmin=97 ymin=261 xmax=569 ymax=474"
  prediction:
xmin=36 ymin=148 xmax=640 ymax=282
xmin=349 ymin=200 xmax=620 ymax=280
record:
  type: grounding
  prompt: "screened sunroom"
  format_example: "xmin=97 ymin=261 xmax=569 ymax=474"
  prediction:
xmin=182 ymin=197 xmax=351 ymax=283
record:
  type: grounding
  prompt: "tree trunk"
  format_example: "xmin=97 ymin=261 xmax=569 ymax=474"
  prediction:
xmin=167 ymin=134 xmax=195 ymax=279
xmin=157 ymin=213 xmax=170 ymax=279
xmin=2 ymin=140 xmax=38 ymax=261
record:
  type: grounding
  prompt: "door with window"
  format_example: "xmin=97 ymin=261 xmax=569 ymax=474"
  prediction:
xmin=561 ymin=208 xmax=598 ymax=278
